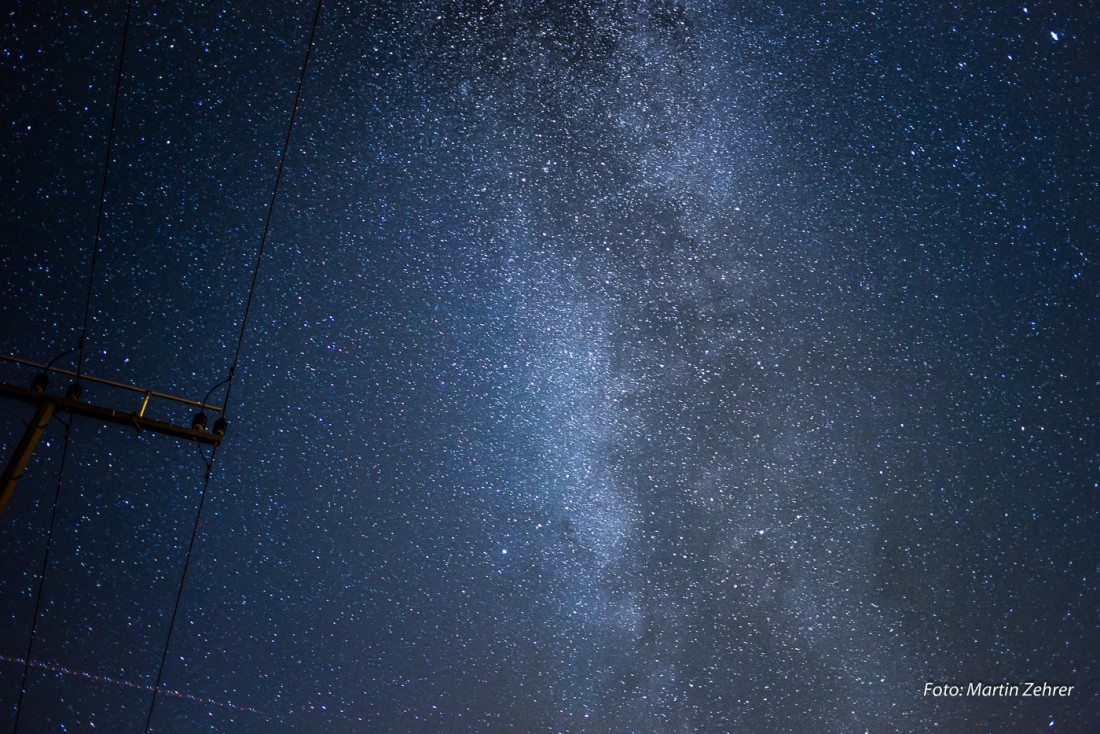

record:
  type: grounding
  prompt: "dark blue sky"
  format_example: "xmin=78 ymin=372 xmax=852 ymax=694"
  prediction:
xmin=1 ymin=1 xmax=1097 ymax=731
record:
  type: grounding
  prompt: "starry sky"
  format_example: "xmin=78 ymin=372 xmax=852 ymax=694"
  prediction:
xmin=1 ymin=1 xmax=1097 ymax=732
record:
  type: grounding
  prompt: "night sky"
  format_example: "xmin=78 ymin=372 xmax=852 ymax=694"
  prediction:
xmin=1 ymin=1 xmax=1098 ymax=732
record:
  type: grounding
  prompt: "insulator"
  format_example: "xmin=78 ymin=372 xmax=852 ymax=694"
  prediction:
xmin=66 ymin=381 xmax=83 ymax=401
xmin=192 ymin=412 xmax=208 ymax=431
xmin=31 ymin=373 xmax=49 ymax=393
xmin=212 ymin=417 xmax=228 ymax=437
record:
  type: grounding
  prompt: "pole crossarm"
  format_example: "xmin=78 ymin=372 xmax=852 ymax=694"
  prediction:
xmin=0 ymin=381 xmax=222 ymax=518
xmin=0 ymin=383 xmax=222 ymax=444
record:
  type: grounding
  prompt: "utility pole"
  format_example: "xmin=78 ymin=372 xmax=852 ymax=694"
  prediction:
xmin=0 ymin=355 xmax=223 ymax=518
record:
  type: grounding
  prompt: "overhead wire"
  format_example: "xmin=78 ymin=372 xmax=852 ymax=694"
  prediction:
xmin=78 ymin=0 xmax=135 ymax=380
xmin=12 ymin=423 xmax=72 ymax=734
xmin=221 ymin=0 xmax=326 ymax=419
xmin=143 ymin=1 xmax=325 ymax=730
xmin=12 ymin=1 xmax=135 ymax=727
xmin=142 ymin=448 xmax=217 ymax=734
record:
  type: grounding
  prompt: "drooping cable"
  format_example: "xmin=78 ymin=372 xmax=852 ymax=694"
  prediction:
xmin=12 ymin=421 xmax=73 ymax=733
xmin=77 ymin=0 xmax=135 ymax=379
xmin=143 ymin=2 xmax=324 ymax=729
xmin=202 ymin=376 xmax=231 ymax=410
xmin=45 ymin=345 xmax=79 ymax=371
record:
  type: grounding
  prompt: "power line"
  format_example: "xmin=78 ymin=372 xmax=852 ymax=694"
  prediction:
xmin=78 ymin=0 xmax=135 ymax=380
xmin=143 ymin=2 xmax=325 ymax=729
xmin=12 ymin=422 xmax=72 ymax=733
xmin=11 ymin=2 xmax=135 ymax=724
xmin=221 ymin=0 xmax=326 ymax=419
xmin=143 ymin=447 xmax=216 ymax=733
